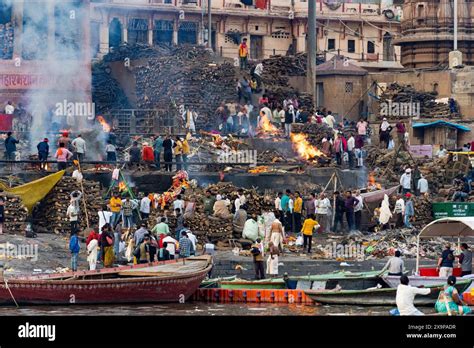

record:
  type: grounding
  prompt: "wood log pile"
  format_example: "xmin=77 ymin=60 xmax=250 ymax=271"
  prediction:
xmin=378 ymin=83 xmax=457 ymax=118
xmin=92 ymin=62 xmax=131 ymax=114
xmin=179 ymin=182 xmax=274 ymax=243
xmin=412 ymin=196 xmax=433 ymax=227
xmin=134 ymin=45 xmax=237 ymax=130
xmin=0 ymin=193 xmax=28 ymax=233
xmin=33 ymin=177 xmax=103 ymax=234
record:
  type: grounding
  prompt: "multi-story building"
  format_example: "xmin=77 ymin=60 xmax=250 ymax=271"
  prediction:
xmin=0 ymin=0 xmax=91 ymax=105
xmin=91 ymin=0 xmax=402 ymax=70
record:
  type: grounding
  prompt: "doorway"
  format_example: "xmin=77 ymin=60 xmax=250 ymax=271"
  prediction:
xmin=250 ymin=35 xmax=263 ymax=59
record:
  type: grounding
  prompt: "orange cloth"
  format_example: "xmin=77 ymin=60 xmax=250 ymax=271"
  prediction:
xmin=239 ymin=43 xmax=248 ymax=58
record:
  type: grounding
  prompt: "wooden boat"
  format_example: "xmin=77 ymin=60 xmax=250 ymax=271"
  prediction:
xmin=200 ymin=276 xmax=237 ymax=288
xmin=0 ymin=256 xmax=212 ymax=305
xmin=203 ymin=270 xmax=388 ymax=290
xmin=305 ymin=279 xmax=472 ymax=306
xmin=286 ymin=270 xmax=389 ymax=290
xmin=383 ymin=274 xmax=474 ymax=289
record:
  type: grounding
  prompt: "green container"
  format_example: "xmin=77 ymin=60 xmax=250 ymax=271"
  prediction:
xmin=432 ymin=202 xmax=474 ymax=219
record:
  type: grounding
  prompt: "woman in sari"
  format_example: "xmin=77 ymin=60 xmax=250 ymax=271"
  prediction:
xmin=101 ymin=224 xmax=115 ymax=268
xmin=435 ymin=276 xmax=472 ymax=315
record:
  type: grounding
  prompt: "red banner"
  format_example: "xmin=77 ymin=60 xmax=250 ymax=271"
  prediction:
xmin=0 ymin=113 xmax=13 ymax=131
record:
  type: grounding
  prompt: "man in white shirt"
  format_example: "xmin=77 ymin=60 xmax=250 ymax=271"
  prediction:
xmin=417 ymin=175 xmax=429 ymax=195
xmin=4 ymin=101 xmax=14 ymax=114
xmin=71 ymin=134 xmax=87 ymax=162
xmin=67 ymin=203 xmax=79 ymax=235
xmin=173 ymin=194 xmax=184 ymax=214
xmin=274 ymin=193 xmax=281 ymax=212
xmin=393 ymin=194 xmax=405 ymax=228
xmin=260 ymin=105 xmax=272 ymax=123
xmin=347 ymin=133 xmax=355 ymax=169
xmin=183 ymin=228 xmax=197 ymax=255
xmin=353 ymin=190 xmax=363 ymax=231
xmin=140 ymin=194 xmax=151 ymax=220
xmin=400 ymin=168 xmax=412 ymax=194
xmin=234 ymin=189 xmax=246 ymax=213
xmin=436 ymin=145 xmax=448 ymax=158
xmin=254 ymin=62 xmax=263 ymax=90
xmin=381 ymin=250 xmax=404 ymax=275
xmin=396 ymin=275 xmax=431 ymax=315
xmin=162 ymin=234 xmax=177 ymax=259
xmin=325 ymin=112 xmax=336 ymax=129
xmin=316 ymin=193 xmax=331 ymax=233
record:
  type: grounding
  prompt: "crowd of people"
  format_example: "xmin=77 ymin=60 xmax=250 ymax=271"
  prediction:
xmin=68 ymin=188 xmax=208 ymax=273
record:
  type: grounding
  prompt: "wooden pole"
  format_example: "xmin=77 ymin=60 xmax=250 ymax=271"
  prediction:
xmin=76 ymin=161 xmax=90 ymax=229
xmin=332 ymin=175 xmax=337 ymax=227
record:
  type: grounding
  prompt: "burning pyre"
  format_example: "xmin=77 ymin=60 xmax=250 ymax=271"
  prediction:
xmin=96 ymin=115 xmax=111 ymax=132
xmin=290 ymin=133 xmax=324 ymax=162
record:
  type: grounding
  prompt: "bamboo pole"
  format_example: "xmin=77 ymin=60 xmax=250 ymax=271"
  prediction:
xmin=75 ymin=160 xmax=89 ymax=229
xmin=332 ymin=175 xmax=337 ymax=228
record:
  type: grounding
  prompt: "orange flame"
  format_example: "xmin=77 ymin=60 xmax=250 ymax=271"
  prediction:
xmin=290 ymin=133 xmax=324 ymax=161
xmin=249 ymin=166 xmax=269 ymax=174
xmin=118 ymin=181 xmax=127 ymax=192
xmin=97 ymin=116 xmax=111 ymax=132
xmin=259 ymin=114 xmax=280 ymax=134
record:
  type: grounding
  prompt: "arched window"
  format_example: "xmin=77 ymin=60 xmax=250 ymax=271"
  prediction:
xmin=109 ymin=18 xmax=122 ymax=49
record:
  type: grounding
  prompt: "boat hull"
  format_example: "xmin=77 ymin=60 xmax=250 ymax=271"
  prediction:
xmin=305 ymin=280 xmax=472 ymax=306
xmin=383 ymin=274 xmax=474 ymax=289
xmin=0 ymin=258 xmax=212 ymax=305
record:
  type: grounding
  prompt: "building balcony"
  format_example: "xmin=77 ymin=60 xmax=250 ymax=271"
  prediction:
xmin=94 ymin=0 xmax=401 ymax=24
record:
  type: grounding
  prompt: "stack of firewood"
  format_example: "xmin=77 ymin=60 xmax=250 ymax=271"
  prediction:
xmin=33 ymin=177 xmax=103 ymax=234
xmin=92 ymin=62 xmax=131 ymax=114
xmin=378 ymin=83 xmax=457 ymax=118
xmin=0 ymin=193 xmax=28 ymax=233
xmin=134 ymin=45 xmax=237 ymax=130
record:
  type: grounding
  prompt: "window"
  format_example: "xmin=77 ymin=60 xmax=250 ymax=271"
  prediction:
xmin=348 ymin=40 xmax=355 ymax=53
xmin=367 ymin=41 xmax=375 ymax=54
xmin=154 ymin=20 xmax=173 ymax=45
xmin=328 ymin=38 xmax=335 ymax=50
xmin=345 ymin=82 xmax=353 ymax=93
xmin=128 ymin=18 xmax=148 ymax=44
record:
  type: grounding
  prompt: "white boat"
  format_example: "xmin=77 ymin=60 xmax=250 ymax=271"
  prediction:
xmin=383 ymin=274 xmax=474 ymax=291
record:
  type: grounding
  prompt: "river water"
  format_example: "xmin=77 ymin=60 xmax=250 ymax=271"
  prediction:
xmin=0 ymin=302 xmax=436 ymax=316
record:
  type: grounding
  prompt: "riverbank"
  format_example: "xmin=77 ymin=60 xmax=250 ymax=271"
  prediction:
xmin=0 ymin=233 xmax=436 ymax=277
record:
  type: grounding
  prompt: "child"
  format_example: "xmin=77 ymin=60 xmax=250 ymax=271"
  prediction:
xmin=69 ymin=230 xmax=81 ymax=272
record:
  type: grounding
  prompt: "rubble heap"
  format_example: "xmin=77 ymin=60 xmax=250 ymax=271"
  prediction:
xmin=33 ymin=177 xmax=103 ymax=234
xmin=134 ymin=45 xmax=237 ymax=130
xmin=378 ymin=83 xmax=457 ymax=118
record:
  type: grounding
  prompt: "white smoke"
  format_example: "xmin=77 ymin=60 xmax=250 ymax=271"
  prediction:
xmin=18 ymin=0 xmax=102 ymax=158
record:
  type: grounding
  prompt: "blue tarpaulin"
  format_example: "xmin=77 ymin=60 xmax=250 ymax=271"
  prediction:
xmin=412 ymin=120 xmax=470 ymax=132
